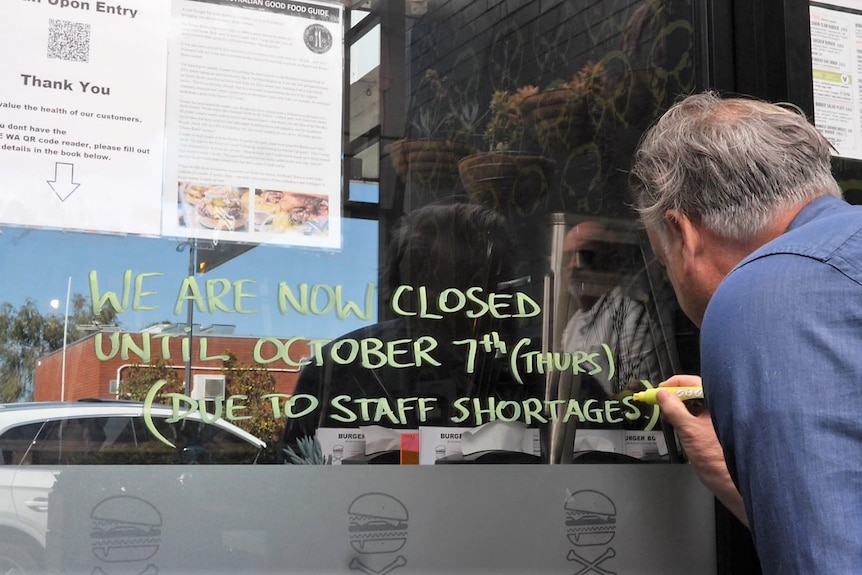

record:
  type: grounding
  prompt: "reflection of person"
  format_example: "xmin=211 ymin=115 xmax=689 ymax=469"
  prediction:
xmin=631 ymin=91 xmax=862 ymax=572
xmin=280 ymin=203 xmax=540 ymax=460
xmin=560 ymin=221 xmax=663 ymax=400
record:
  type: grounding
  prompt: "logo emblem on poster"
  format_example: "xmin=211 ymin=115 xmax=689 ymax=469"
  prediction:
xmin=347 ymin=492 xmax=408 ymax=575
xmin=304 ymin=23 xmax=333 ymax=54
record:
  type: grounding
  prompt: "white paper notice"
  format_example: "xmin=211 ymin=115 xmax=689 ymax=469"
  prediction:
xmin=573 ymin=429 xmax=623 ymax=454
xmin=0 ymin=0 xmax=169 ymax=235
xmin=419 ymin=427 xmax=538 ymax=465
xmin=623 ymin=431 xmax=665 ymax=459
xmin=810 ymin=3 xmax=862 ymax=160
xmin=162 ymin=0 xmax=344 ymax=249
xmin=314 ymin=428 xmax=366 ymax=465
xmin=418 ymin=427 xmax=465 ymax=464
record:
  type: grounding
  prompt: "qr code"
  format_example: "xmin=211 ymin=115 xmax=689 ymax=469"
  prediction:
xmin=47 ymin=19 xmax=90 ymax=63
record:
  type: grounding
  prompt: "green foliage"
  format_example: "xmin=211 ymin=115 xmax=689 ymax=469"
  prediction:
xmin=119 ymin=359 xmax=184 ymax=402
xmin=481 ymin=62 xmax=607 ymax=153
xmin=483 ymin=85 xmax=539 ymax=151
xmin=283 ymin=435 xmax=332 ymax=465
xmin=410 ymin=106 xmax=452 ymax=140
xmin=0 ymin=294 xmax=116 ymax=403
xmin=121 ymin=350 xmax=282 ymax=463
xmin=409 ymin=69 xmax=483 ymax=141
xmin=221 ymin=351 xmax=281 ymax=462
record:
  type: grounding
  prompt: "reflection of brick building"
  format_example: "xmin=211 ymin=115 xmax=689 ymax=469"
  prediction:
xmin=34 ymin=327 xmax=310 ymax=401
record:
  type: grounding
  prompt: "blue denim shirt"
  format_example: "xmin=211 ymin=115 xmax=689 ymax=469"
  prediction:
xmin=701 ymin=196 xmax=862 ymax=574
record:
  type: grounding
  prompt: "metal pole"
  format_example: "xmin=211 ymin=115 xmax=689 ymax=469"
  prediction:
xmin=184 ymin=241 xmax=196 ymax=396
xmin=543 ymin=214 xmax=579 ymax=463
xmin=60 ymin=276 xmax=71 ymax=401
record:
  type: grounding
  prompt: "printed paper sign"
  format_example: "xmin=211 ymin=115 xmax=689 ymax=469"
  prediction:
xmin=313 ymin=427 xmax=366 ymax=465
xmin=161 ymin=0 xmax=344 ymax=248
xmin=0 ymin=0 xmax=169 ymax=235
xmin=811 ymin=2 xmax=862 ymax=160
xmin=419 ymin=427 xmax=465 ymax=464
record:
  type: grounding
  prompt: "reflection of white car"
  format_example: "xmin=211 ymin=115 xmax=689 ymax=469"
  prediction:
xmin=0 ymin=400 xmax=266 ymax=574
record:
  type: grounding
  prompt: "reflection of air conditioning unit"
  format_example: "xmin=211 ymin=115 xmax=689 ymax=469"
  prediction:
xmin=191 ymin=374 xmax=226 ymax=400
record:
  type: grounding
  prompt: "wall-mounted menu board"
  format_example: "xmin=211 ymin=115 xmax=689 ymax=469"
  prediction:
xmin=811 ymin=0 xmax=862 ymax=160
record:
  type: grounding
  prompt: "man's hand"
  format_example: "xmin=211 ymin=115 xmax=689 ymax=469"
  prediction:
xmin=658 ymin=375 xmax=749 ymax=526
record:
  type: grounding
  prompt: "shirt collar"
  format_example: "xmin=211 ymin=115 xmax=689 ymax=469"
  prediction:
xmin=786 ymin=195 xmax=845 ymax=232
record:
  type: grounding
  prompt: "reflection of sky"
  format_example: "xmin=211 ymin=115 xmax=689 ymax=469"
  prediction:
xmin=0 ymin=217 xmax=379 ymax=341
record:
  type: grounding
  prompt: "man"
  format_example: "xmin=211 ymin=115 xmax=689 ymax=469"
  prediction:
xmin=630 ymin=91 xmax=862 ymax=573
xmin=560 ymin=221 xmax=664 ymax=400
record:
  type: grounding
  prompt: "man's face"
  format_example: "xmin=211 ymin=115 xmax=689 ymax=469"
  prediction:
xmin=645 ymin=223 xmax=710 ymax=327
xmin=563 ymin=222 xmax=623 ymax=300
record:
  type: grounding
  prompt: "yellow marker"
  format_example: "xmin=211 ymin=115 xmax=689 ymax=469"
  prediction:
xmin=632 ymin=387 xmax=704 ymax=404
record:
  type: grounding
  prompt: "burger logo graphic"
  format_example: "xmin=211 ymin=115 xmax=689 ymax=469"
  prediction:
xmin=564 ymin=490 xmax=617 ymax=546
xmin=348 ymin=493 xmax=409 ymax=554
xmin=90 ymin=496 xmax=163 ymax=563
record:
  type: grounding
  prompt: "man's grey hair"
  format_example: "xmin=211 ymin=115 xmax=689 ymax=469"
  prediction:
xmin=630 ymin=91 xmax=842 ymax=241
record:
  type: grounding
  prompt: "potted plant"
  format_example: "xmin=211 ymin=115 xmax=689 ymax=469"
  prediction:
xmin=390 ymin=69 xmax=478 ymax=184
xmin=458 ymin=85 xmax=555 ymax=216
xmin=481 ymin=85 xmax=539 ymax=152
xmin=520 ymin=61 xmax=607 ymax=153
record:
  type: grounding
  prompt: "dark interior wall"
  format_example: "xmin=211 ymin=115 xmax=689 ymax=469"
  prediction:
xmin=400 ymin=0 xmax=697 ymax=217
xmin=407 ymin=0 xmax=659 ymax=130
xmin=711 ymin=0 xmax=814 ymax=114
xmin=390 ymin=0 xmax=701 ymax=372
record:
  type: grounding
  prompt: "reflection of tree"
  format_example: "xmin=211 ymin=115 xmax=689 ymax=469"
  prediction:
xmin=122 ymin=352 xmax=281 ymax=463
xmin=121 ymin=359 xmax=185 ymax=403
xmin=221 ymin=352 xmax=280 ymax=462
xmin=0 ymin=294 xmax=118 ymax=402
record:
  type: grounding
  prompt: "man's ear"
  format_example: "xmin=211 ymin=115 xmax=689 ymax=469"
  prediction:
xmin=665 ymin=210 xmax=703 ymax=260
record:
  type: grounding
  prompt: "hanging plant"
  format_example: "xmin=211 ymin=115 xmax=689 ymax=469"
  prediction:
xmin=520 ymin=61 xmax=607 ymax=153
xmin=391 ymin=69 xmax=479 ymax=185
xmin=482 ymin=84 xmax=539 ymax=151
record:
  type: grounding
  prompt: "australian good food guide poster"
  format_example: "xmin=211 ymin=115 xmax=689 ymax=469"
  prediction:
xmin=0 ymin=0 xmax=343 ymax=249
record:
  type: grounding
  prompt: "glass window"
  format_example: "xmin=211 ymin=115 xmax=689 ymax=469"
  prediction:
xmin=0 ymin=422 xmax=44 ymax=465
xmin=0 ymin=414 xmax=260 ymax=465
xmin=0 ymin=0 xmax=700 ymax=465
xmin=0 ymin=1 xmax=726 ymax=572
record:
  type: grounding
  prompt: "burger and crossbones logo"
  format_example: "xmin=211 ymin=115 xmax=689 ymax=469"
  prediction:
xmin=347 ymin=492 xmax=409 ymax=575
xmin=564 ymin=489 xmax=617 ymax=575
xmin=89 ymin=496 xmax=163 ymax=575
